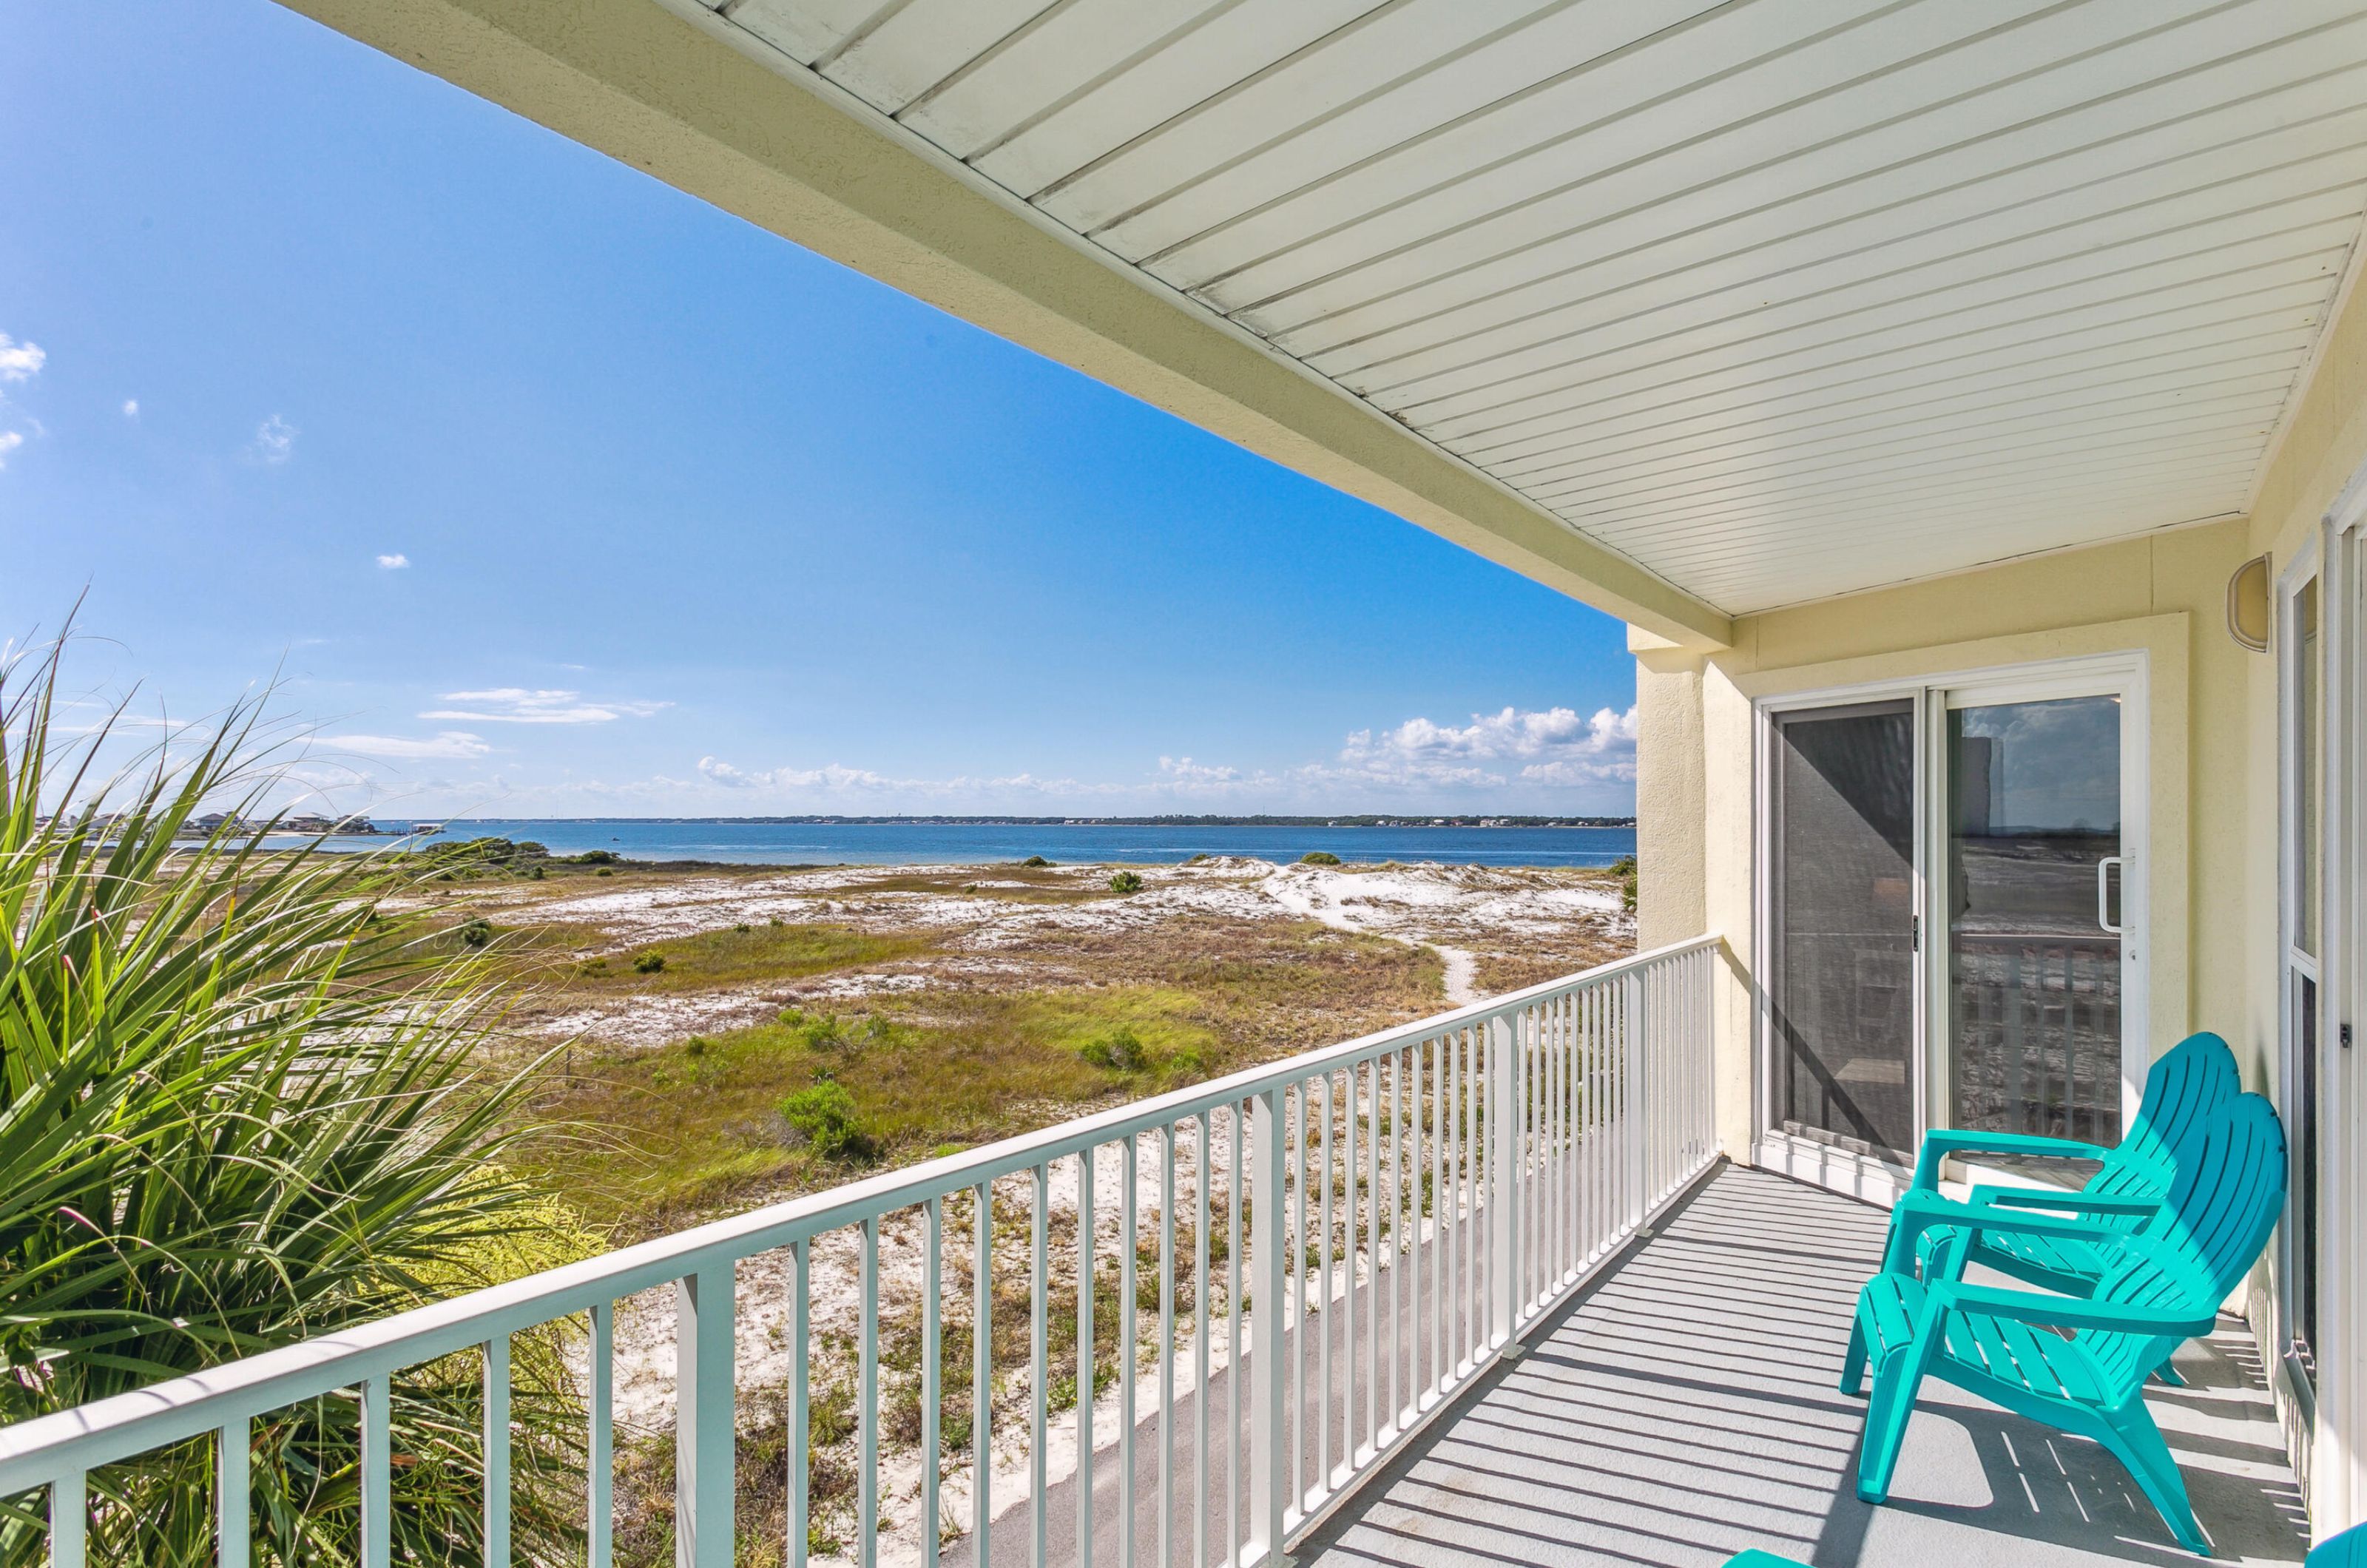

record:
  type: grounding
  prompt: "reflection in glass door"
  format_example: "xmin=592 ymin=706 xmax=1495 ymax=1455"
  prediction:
xmin=1768 ymin=701 xmax=1918 ymax=1161
xmin=1945 ymin=695 xmax=2125 ymax=1154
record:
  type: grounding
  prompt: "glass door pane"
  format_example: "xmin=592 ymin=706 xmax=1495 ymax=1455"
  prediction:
xmin=1768 ymin=700 xmax=1917 ymax=1160
xmin=2285 ymin=572 xmax=2322 ymax=1390
xmin=1945 ymin=695 xmax=2124 ymax=1156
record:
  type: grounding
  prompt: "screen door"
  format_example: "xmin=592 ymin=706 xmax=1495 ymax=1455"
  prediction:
xmin=1766 ymin=700 xmax=1918 ymax=1161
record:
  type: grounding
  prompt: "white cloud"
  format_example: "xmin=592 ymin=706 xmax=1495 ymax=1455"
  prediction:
xmin=0 ymin=334 xmax=44 ymax=384
xmin=1158 ymin=756 xmax=1240 ymax=784
xmin=251 ymin=414 xmax=297 ymax=464
xmin=1331 ymin=704 xmax=1638 ymax=789
xmin=375 ymin=553 xmax=410 ymax=570
xmin=0 ymin=432 xmax=21 ymax=469
xmin=322 ymin=731 xmax=492 ymax=760
xmin=121 ymin=399 xmax=139 ymax=418
xmin=421 ymin=688 xmax=669 ymax=725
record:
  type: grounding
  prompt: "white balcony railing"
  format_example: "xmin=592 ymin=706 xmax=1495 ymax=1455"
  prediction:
xmin=0 ymin=934 xmax=1721 ymax=1568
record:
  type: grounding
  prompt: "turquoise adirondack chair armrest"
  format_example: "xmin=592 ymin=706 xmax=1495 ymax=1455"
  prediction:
xmin=1908 ymin=1129 xmax=2109 ymax=1191
xmin=2307 ymin=1520 xmax=2367 ymax=1565
xmin=1883 ymin=1189 xmax=2126 ymax=1274
xmin=1934 ymin=1279 xmax=2220 ymax=1341
xmin=1968 ymin=1186 xmax=2159 ymax=1217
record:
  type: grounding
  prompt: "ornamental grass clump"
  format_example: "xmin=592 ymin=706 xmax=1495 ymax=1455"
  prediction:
xmin=0 ymin=632 xmax=585 ymax=1567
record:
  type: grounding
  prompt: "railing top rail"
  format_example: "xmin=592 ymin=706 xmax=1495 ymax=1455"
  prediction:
xmin=0 ymin=932 xmax=1721 ymax=1490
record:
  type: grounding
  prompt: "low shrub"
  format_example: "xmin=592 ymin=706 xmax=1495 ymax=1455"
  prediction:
xmin=634 ymin=951 xmax=667 ymax=974
xmin=1107 ymin=869 xmax=1144 ymax=894
xmin=1300 ymin=850 xmax=1343 ymax=866
xmin=777 ymin=1080 xmax=877 ymax=1161
xmin=454 ymin=916 xmax=495 ymax=948
xmin=1078 ymin=1026 xmax=1147 ymax=1072
xmin=1021 ymin=855 xmax=1052 ymax=868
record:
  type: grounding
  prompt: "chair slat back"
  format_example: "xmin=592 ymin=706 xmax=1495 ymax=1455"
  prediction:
xmin=2087 ymin=1032 xmax=2239 ymax=1203
xmin=2082 ymin=1094 xmax=2287 ymax=1397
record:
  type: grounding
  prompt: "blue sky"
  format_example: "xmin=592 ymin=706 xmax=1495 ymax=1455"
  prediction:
xmin=0 ymin=2 xmax=1636 ymax=819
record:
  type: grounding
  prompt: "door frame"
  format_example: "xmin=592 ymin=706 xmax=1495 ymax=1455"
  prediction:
xmin=1752 ymin=650 xmax=2150 ymax=1205
xmin=2276 ymin=528 xmax=2326 ymax=1432
xmin=2286 ymin=461 xmax=2367 ymax=1530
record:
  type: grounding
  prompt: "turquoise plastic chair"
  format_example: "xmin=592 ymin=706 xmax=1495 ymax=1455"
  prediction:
xmin=1892 ymin=1032 xmax=2238 ymax=1302
xmin=2313 ymin=1523 xmax=2367 ymax=1565
xmin=1846 ymin=1093 xmax=2287 ymax=1556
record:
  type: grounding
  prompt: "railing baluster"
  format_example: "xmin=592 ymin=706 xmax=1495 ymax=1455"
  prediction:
xmin=1429 ymin=1042 xmax=1448 ymax=1393
xmin=861 ymin=1217 xmax=881 ymax=1568
xmin=1157 ymin=1128 xmax=1176 ymax=1568
xmin=1288 ymin=1083 xmax=1303 ymax=1518
xmin=50 ymin=1471 xmax=84 ymax=1568
xmin=1247 ymin=1088 xmax=1285 ymax=1567
xmin=1192 ymin=1114 xmax=1211 ymax=1568
xmin=1077 ymin=1149 xmax=1096 ymax=1568
xmin=924 ymin=1199 xmax=942 ymax=1568
xmin=1448 ymin=1033 xmax=1468 ymax=1373
xmin=362 ymin=1371 xmax=391 ymax=1568
xmin=217 ymin=1416 xmax=249 ymax=1568
xmin=1387 ymin=1051 xmax=1403 ymax=1436
xmin=1436 ymin=1034 xmax=1450 ymax=1393
xmin=1225 ymin=1102 xmax=1243 ymax=1568
xmin=1545 ymin=1001 xmax=1560 ymax=1293
xmin=791 ymin=1239 xmax=811 ymax=1568
xmin=1121 ymin=1135 xmax=1138 ymax=1568
xmin=1363 ymin=1058 xmax=1380 ymax=1459
xmin=1317 ymin=1069 xmax=1334 ymax=1495
xmin=1030 ymin=1165 xmax=1050 ymax=1568
xmin=1490 ymin=1015 xmax=1516 ymax=1348
xmin=677 ymin=1268 xmax=735 ymax=1568
xmin=969 ymin=1186 xmax=991 ymax=1568
xmin=483 ymin=1335 xmax=511 ymax=1568
xmin=590 ymin=1302 xmax=614 ymax=1568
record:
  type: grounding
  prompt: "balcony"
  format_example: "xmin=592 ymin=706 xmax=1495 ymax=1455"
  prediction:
xmin=0 ymin=936 xmax=2306 ymax=1567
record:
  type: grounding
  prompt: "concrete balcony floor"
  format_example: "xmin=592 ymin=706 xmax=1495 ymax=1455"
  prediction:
xmin=1300 ymin=1166 xmax=2309 ymax=1568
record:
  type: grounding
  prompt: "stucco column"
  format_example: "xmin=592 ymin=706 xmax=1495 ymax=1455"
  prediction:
xmin=1631 ymin=637 xmax=1709 ymax=948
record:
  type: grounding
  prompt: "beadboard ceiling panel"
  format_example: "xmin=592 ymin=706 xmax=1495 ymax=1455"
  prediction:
xmin=700 ymin=0 xmax=2367 ymax=614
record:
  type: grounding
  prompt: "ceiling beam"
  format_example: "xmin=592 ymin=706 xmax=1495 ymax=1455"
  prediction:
xmin=277 ymin=0 xmax=1736 ymax=649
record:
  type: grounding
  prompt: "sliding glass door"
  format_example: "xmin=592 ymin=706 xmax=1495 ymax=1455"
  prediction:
xmin=1760 ymin=661 xmax=2143 ymax=1189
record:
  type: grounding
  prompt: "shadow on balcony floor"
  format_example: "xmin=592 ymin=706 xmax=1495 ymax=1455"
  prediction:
xmin=1297 ymin=1165 xmax=2309 ymax=1568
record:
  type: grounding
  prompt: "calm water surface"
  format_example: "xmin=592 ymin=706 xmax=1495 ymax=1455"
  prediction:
xmin=291 ymin=819 xmax=1635 ymax=868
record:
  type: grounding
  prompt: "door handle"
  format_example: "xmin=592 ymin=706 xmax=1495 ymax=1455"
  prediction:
xmin=2096 ymin=855 xmax=2124 ymax=936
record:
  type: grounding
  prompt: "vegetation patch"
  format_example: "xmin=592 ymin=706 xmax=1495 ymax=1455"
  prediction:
xmin=556 ymin=922 xmax=933 ymax=995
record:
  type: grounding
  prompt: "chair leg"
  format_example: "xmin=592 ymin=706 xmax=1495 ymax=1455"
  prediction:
xmin=1854 ymin=1342 xmax=1931 ymax=1503
xmin=2101 ymin=1402 xmax=2209 ymax=1556
xmin=2152 ymin=1353 xmax=2187 ymax=1388
xmin=1840 ymin=1313 xmax=1869 ymax=1395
